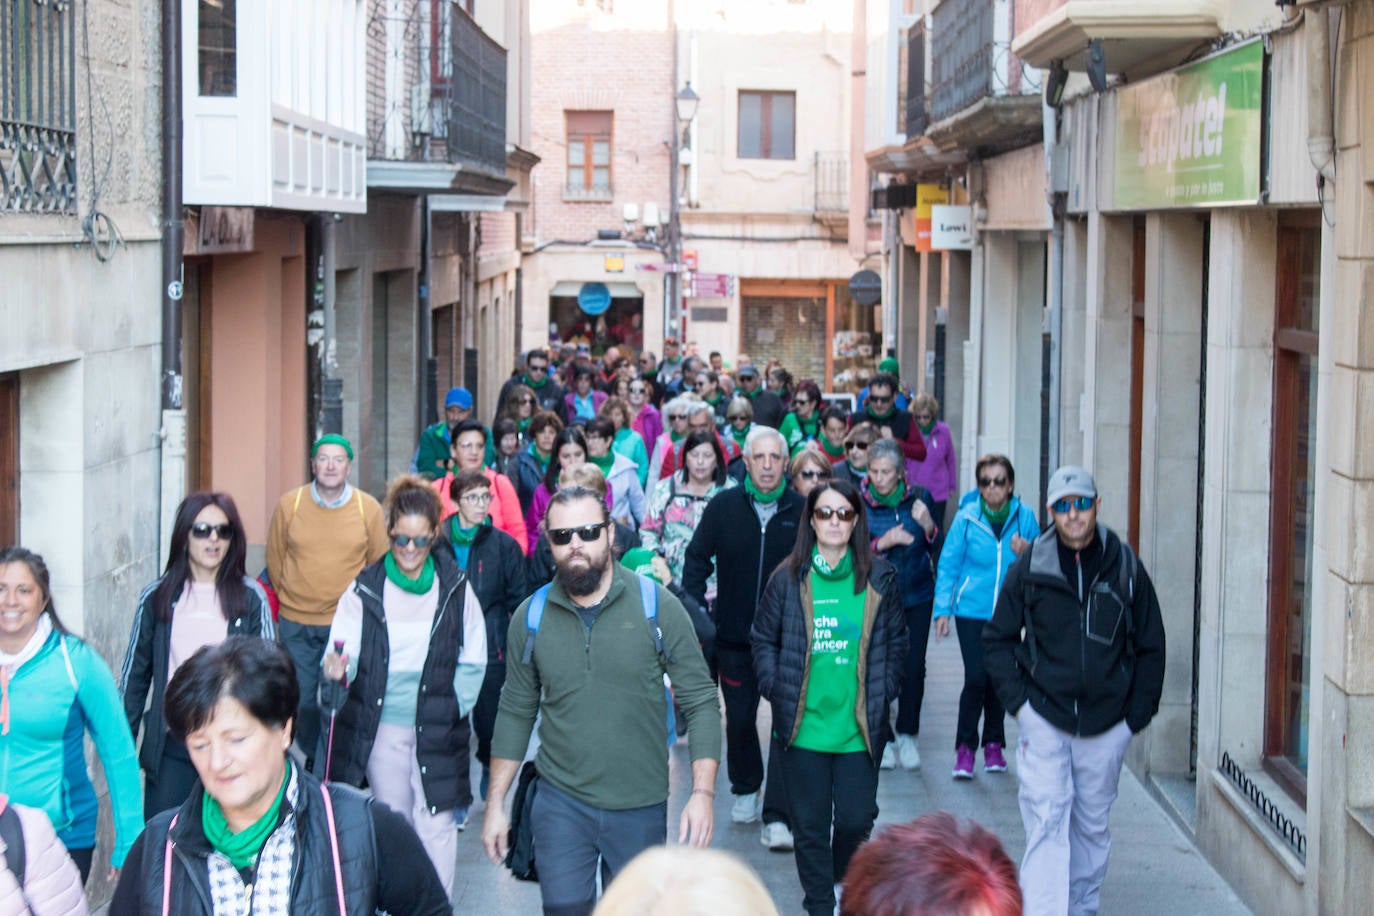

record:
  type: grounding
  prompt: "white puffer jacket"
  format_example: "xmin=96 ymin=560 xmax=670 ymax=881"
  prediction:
xmin=0 ymin=802 xmax=89 ymax=916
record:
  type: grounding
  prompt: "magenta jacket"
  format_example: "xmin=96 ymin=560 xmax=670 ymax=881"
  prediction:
xmin=524 ymin=482 xmax=616 ymax=553
xmin=564 ymin=390 xmax=608 ymax=422
xmin=632 ymin=403 xmax=663 ymax=455
xmin=912 ymin=420 xmax=958 ymax=502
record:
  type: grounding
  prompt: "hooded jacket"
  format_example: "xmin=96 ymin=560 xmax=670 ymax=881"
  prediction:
xmin=599 ymin=451 xmax=647 ymax=528
xmin=751 ymin=558 xmax=906 ymax=761
xmin=933 ymin=491 xmax=1042 ymax=622
xmin=982 ymin=524 xmax=1166 ymax=737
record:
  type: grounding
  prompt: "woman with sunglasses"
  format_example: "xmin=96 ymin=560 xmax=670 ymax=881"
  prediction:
xmin=496 ymin=383 xmax=539 ymax=448
xmin=723 ymin=396 xmax=756 ymax=456
xmin=932 ymin=454 xmax=1040 ymax=779
xmin=788 ymin=450 xmax=832 ymax=501
xmin=832 ymin=422 xmax=880 ymax=489
xmin=779 ymin=380 xmax=823 ymax=456
xmin=628 ymin=376 xmax=663 ymax=458
xmin=751 ymin=480 xmax=907 ymax=916
xmin=320 ymin=475 xmax=486 ymax=898
xmin=122 ymin=492 xmax=275 ymax=819
xmin=647 ymin=395 xmax=694 ymax=489
xmin=641 ymin=430 xmax=736 ymax=592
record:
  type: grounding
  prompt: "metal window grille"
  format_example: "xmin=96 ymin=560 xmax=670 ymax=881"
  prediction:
xmin=929 ymin=0 xmax=992 ymax=124
xmin=1 ymin=0 xmax=78 ymax=214
xmin=446 ymin=6 xmax=505 ymax=175
xmin=813 ymin=151 xmax=847 ymax=213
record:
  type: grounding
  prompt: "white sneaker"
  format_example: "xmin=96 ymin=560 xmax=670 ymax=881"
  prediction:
xmin=880 ymin=743 xmax=898 ymax=770
xmin=730 ymin=791 xmax=761 ymax=824
xmin=896 ymin=734 xmax=921 ymax=770
xmin=759 ymin=821 xmax=794 ymax=851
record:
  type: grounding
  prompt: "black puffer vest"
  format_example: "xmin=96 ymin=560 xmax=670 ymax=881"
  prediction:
xmin=133 ymin=768 xmax=378 ymax=914
xmin=328 ymin=548 xmax=471 ymax=813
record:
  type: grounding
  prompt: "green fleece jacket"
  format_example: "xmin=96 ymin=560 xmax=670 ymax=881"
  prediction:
xmin=491 ymin=565 xmax=720 ymax=810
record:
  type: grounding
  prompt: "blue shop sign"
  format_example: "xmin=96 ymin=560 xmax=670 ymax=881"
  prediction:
xmin=578 ymin=282 xmax=612 ymax=315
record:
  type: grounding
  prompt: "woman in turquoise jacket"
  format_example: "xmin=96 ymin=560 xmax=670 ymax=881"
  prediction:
xmin=0 ymin=546 xmax=143 ymax=880
xmin=932 ymin=455 xmax=1041 ymax=781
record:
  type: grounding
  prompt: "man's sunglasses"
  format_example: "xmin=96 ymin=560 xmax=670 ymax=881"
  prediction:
xmin=527 ymin=364 xmax=548 ymax=373
xmin=978 ymin=476 xmax=1008 ymax=488
xmin=868 ymin=395 xmax=892 ymax=405
xmin=191 ymin=523 xmax=233 ymax=540
xmin=813 ymin=506 xmax=858 ymax=522
xmin=547 ymin=522 xmax=608 ymax=546
xmin=846 ymin=442 xmax=870 ymax=452
xmin=391 ymin=534 xmax=434 ymax=548
xmin=1051 ymin=495 xmax=1094 ymax=514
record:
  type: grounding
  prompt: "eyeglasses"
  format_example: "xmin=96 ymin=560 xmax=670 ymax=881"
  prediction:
xmin=547 ymin=522 xmax=608 ymax=546
xmin=798 ymin=469 xmax=829 ymax=481
xmin=630 ymin=386 xmax=647 ymax=394
xmin=391 ymin=534 xmax=434 ymax=548
xmin=694 ymin=381 xmax=710 ymax=389
xmin=670 ymin=414 xmax=688 ymax=422
xmin=978 ymin=476 xmax=1008 ymax=488
xmin=727 ymin=414 xmax=749 ymax=421
xmin=846 ymin=442 xmax=870 ymax=452
xmin=519 ymin=396 xmax=536 ymax=405
xmin=190 ymin=523 xmax=234 ymax=540
xmin=460 ymin=492 xmax=492 ymax=505
xmin=868 ymin=395 xmax=892 ymax=405
xmin=527 ymin=364 xmax=548 ymax=374
xmin=1051 ymin=495 xmax=1095 ymax=514
xmin=813 ymin=506 xmax=858 ymax=522
xmin=792 ymin=398 xmax=812 ymax=407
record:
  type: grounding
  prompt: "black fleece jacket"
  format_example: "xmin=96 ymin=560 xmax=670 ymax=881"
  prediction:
xmin=982 ymin=524 xmax=1166 ymax=737
xmin=681 ymin=487 xmax=804 ymax=649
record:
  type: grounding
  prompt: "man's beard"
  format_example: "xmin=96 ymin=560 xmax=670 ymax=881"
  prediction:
xmin=557 ymin=549 xmax=611 ymax=598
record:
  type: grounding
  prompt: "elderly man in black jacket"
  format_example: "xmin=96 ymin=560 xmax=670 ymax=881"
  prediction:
xmin=682 ymin=425 xmax=801 ymax=851
xmin=982 ymin=466 xmax=1165 ymax=916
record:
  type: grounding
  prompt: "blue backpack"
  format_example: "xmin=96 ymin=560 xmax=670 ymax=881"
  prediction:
xmin=521 ymin=574 xmax=678 ymax=744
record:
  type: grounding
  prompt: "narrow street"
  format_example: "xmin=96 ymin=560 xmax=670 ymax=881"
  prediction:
xmin=450 ymin=630 xmax=1251 ymax=914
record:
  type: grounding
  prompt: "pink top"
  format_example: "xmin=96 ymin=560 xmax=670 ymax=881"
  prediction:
xmin=168 ymin=582 xmax=227 ymax=684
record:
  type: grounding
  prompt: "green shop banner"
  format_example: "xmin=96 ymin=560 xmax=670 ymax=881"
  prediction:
xmin=1114 ymin=41 xmax=1263 ymax=210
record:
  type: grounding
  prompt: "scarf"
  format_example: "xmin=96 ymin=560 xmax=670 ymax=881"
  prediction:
xmin=524 ymin=372 xmax=548 ymax=390
xmin=745 ymin=476 xmax=787 ymax=504
xmin=589 ymin=452 xmax=616 ymax=476
xmin=528 ymin=442 xmax=551 ymax=471
xmin=917 ymin=419 xmax=935 ymax=435
xmin=981 ymin=497 xmax=1011 ymax=526
xmin=670 ymin=427 xmax=685 ymax=443
xmin=517 ymin=417 xmax=532 ymax=434
xmin=0 ymin=615 xmax=55 ymax=736
xmin=866 ymin=403 xmax=895 ymax=420
xmin=729 ymin=425 xmax=750 ymax=450
xmin=448 ymin=515 xmax=488 ymax=546
xmin=866 ymin=479 xmax=905 ymax=508
xmin=202 ymin=766 xmax=290 ymax=869
xmin=704 ymin=391 xmax=722 ymax=407
xmin=818 ymin=434 xmax=844 ymax=459
xmin=845 ymin=460 xmax=866 ymax=478
xmin=384 ymin=552 xmax=436 ymax=595
xmin=811 ymin=545 xmax=854 ymax=580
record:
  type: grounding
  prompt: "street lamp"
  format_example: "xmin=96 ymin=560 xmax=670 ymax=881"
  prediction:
xmin=667 ymin=82 xmax=700 ymax=341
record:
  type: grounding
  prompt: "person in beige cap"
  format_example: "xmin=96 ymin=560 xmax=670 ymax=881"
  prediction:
xmin=982 ymin=465 xmax=1166 ymax=916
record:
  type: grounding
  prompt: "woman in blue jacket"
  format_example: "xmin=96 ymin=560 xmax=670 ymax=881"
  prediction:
xmin=0 ymin=546 xmax=143 ymax=879
xmin=933 ymin=454 xmax=1041 ymax=780
xmin=860 ymin=438 xmax=939 ymax=772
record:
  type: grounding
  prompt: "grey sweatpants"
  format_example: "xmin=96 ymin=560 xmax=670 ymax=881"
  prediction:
xmin=1015 ymin=703 xmax=1133 ymax=916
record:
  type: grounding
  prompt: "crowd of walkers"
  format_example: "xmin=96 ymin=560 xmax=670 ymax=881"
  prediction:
xmin=0 ymin=340 xmax=1165 ymax=916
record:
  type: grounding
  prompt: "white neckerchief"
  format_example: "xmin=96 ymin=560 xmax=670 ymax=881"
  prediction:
xmin=0 ymin=614 xmax=53 ymax=669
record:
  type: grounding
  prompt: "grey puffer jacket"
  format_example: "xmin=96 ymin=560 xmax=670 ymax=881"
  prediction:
xmin=751 ymin=557 xmax=907 ymax=761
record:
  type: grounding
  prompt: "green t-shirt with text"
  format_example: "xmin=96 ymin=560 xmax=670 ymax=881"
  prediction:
xmin=793 ymin=567 xmax=866 ymax=753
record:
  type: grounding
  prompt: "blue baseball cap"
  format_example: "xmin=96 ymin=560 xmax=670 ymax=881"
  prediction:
xmin=445 ymin=387 xmax=474 ymax=410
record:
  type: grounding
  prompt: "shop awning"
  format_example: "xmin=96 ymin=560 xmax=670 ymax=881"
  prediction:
xmin=550 ymin=281 xmax=643 ymax=298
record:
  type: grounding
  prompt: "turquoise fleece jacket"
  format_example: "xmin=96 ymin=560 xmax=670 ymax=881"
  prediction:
xmin=1 ymin=628 xmax=144 ymax=865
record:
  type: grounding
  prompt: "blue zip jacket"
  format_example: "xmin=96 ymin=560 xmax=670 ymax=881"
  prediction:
xmin=933 ymin=491 xmax=1042 ymax=621
xmin=860 ymin=480 xmax=938 ymax=606
xmin=1 ymin=625 xmax=144 ymax=865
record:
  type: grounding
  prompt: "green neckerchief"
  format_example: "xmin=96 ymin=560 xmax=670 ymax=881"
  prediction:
xmin=845 ymin=460 xmax=866 ymax=477
xmin=384 ymin=552 xmax=436 ymax=595
xmin=670 ymin=428 xmax=685 ymax=443
xmin=743 ymin=387 xmax=760 ymax=400
xmin=981 ymin=497 xmax=1011 ymax=526
xmin=704 ymin=391 xmax=722 ymax=407
xmin=745 ymin=475 xmax=787 ymax=504
xmin=202 ymin=766 xmax=290 ymax=869
xmin=524 ymin=372 xmax=548 ymax=390
xmin=528 ymin=442 xmax=551 ymax=471
xmin=917 ymin=419 xmax=935 ymax=435
xmin=517 ymin=417 xmax=532 ymax=434
xmin=449 ymin=515 xmax=489 ymax=546
xmin=818 ymin=434 xmax=844 ymax=459
xmin=589 ymin=452 xmax=616 ymax=475
xmin=866 ymin=403 xmax=895 ymax=420
xmin=811 ymin=546 xmax=854 ymax=580
xmin=798 ymin=415 xmax=819 ymax=440
xmin=729 ymin=425 xmax=750 ymax=450
xmin=866 ymin=479 xmax=905 ymax=508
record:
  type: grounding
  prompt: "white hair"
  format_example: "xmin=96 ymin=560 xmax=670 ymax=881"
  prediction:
xmin=744 ymin=425 xmax=786 ymax=457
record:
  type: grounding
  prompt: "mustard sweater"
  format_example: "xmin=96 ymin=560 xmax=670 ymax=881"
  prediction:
xmin=266 ymin=486 xmax=390 ymax=625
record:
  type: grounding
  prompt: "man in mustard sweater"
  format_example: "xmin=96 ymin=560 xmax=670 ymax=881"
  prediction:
xmin=266 ymin=434 xmax=389 ymax=768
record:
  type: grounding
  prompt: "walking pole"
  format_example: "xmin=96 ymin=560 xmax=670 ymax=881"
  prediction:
xmin=323 ymin=640 xmax=348 ymax=782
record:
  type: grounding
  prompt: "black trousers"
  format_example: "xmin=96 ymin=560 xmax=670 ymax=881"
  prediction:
xmin=716 ymin=644 xmax=789 ymax=826
xmin=777 ymin=744 xmax=880 ymax=916
xmin=143 ymin=735 xmax=200 ymax=820
xmin=955 ymin=615 xmax=1005 ymax=749
xmin=473 ymin=661 xmax=506 ymax=768
xmin=894 ymin=600 xmax=933 ymax=736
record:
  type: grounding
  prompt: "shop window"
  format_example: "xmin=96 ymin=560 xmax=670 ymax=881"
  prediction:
xmin=565 ymin=111 xmax=613 ymax=199
xmin=1264 ymin=216 xmax=1321 ymax=805
xmin=198 ymin=0 xmax=237 ymax=97
xmin=738 ymin=91 xmax=795 ymax=160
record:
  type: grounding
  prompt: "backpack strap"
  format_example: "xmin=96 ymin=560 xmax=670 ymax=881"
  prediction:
xmin=0 ymin=800 xmax=25 ymax=889
xmin=162 ymin=813 xmax=180 ymax=916
xmin=520 ymin=584 xmax=554 ymax=665
xmin=1116 ymin=541 xmax=1138 ymax=656
xmin=638 ymin=574 xmax=674 ymax=665
xmin=318 ymin=785 xmax=348 ymax=916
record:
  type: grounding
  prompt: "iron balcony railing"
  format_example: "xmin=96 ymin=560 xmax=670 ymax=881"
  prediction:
xmin=814 ymin=151 xmax=847 ymax=213
xmin=905 ymin=20 xmax=927 ymax=138
xmin=929 ymin=0 xmax=994 ymax=124
xmin=446 ymin=6 xmax=506 ymax=176
xmin=1 ymin=0 xmax=78 ymax=214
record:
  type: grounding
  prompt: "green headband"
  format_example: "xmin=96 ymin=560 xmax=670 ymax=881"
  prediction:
xmin=312 ymin=433 xmax=354 ymax=460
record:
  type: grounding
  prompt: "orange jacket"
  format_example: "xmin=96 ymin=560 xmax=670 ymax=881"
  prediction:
xmin=434 ymin=468 xmax=529 ymax=555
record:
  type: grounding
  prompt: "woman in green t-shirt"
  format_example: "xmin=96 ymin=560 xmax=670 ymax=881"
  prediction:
xmin=751 ymin=479 xmax=908 ymax=916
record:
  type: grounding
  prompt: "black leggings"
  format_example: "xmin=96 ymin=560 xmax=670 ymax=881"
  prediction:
xmin=955 ymin=615 xmax=1005 ymax=749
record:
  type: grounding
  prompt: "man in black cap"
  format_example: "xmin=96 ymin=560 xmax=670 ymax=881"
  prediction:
xmin=982 ymin=465 xmax=1166 ymax=915
xmin=736 ymin=364 xmax=785 ymax=429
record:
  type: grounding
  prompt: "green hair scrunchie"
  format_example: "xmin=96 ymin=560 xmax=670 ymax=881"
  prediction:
xmin=312 ymin=433 xmax=354 ymax=459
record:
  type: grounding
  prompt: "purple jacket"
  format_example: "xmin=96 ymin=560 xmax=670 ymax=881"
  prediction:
xmin=564 ymin=389 xmax=608 ymax=422
xmin=912 ymin=421 xmax=958 ymax=501
xmin=632 ymin=403 xmax=663 ymax=454
xmin=524 ymin=482 xmax=615 ymax=553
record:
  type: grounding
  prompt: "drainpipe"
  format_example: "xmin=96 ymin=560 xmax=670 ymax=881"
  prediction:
xmin=1306 ymin=8 xmax=1335 ymax=182
xmin=1044 ymin=98 xmax=1064 ymax=476
xmin=320 ymin=213 xmax=343 ymax=435
xmin=158 ymin=0 xmax=186 ymax=564
xmin=419 ymin=197 xmax=435 ymax=432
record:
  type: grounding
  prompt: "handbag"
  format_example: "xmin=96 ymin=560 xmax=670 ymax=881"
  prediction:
xmin=504 ymin=760 xmax=541 ymax=882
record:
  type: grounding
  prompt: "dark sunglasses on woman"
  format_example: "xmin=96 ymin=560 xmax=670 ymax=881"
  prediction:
xmin=813 ymin=506 xmax=857 ymax=522
xmin=190 ymin=523 xmax=234 ymax=540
